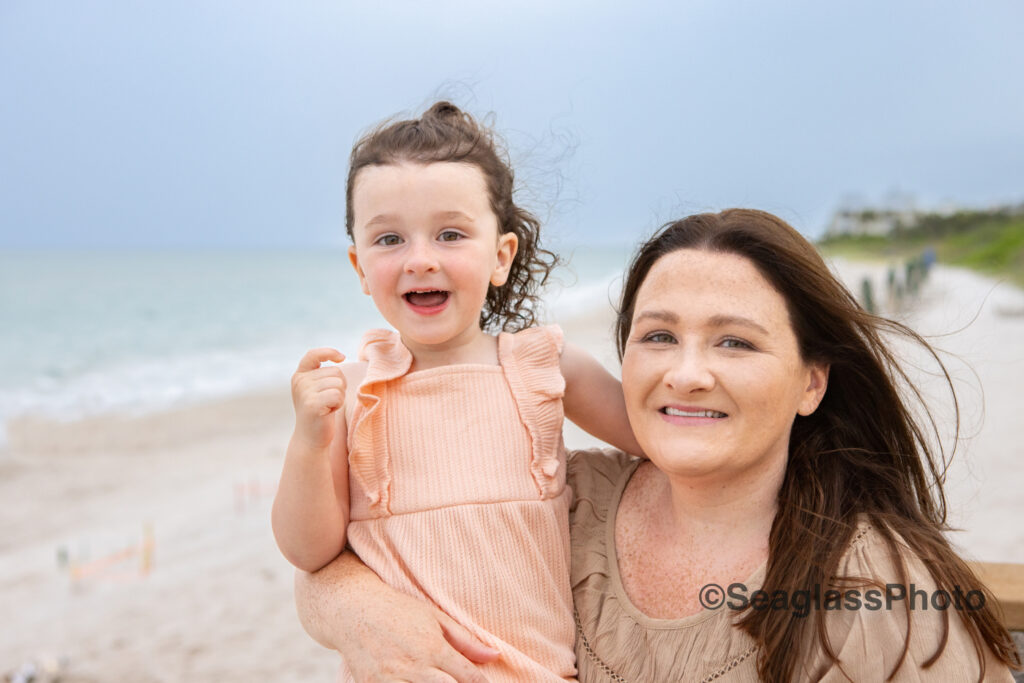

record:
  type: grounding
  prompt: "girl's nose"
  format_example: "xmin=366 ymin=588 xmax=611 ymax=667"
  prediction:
xmin=663 ymin=350 xmax=716 ymax=394
xmin=404 ymin=240 xmax=440 ymax=274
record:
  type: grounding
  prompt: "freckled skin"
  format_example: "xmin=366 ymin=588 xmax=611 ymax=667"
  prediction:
xmin=611 ymin=249 xmax=828 ymax=619
xmin=615 ymin=463 xmax=769 ymax=618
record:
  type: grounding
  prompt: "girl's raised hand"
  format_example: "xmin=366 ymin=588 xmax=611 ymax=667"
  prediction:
xmin=291 ymin=347 xmax=346 ymax=450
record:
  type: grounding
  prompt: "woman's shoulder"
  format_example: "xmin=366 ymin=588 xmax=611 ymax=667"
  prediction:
xmin=566 ymin=448 xmax=637 ymax=559
xmin=812 ymin=517 xmax=1014 ymax=681
xmin=834 ymin=518 xmax=902 ymax=574
xmin=566 ymin=449 xmax=639 ymax=579
xmin=835 ymin=518 xmax=943 ymax=591
xmin=567 ymin=448 xmax=639 ymax=499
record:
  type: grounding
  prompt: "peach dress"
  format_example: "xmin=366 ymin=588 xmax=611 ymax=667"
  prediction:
xmin=341 ymin=326 xmax=577 ymax=682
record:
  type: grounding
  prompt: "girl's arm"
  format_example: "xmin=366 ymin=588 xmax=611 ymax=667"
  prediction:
xmin=271 ymin=348 xmax=352 ymax=572
xmin=560 ymin=341 xmax=644 ymax=456
xmin=294 ymin=551 xmax=499 ymax=682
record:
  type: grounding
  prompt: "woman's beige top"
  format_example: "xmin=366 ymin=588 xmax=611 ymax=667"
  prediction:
xmin=568 ymin=449 xmax=1014 ymax=682
xmin=343 ymin=327 xmax=576 ymax=682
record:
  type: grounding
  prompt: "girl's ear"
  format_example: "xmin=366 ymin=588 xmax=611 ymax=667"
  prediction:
xmin=490 ymin=232 xmax=518 ymax=287
xmin=797 ymin=363 xmax=830 ymax=416
xmin=348 ymin=246 xmax=371 ymax=295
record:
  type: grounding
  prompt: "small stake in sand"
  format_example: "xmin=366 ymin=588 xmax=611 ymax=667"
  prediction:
xmin=59 ymin=522 xmax=155 ymax=583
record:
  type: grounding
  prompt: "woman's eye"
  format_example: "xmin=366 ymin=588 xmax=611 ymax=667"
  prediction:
xmin=375 ymin=234 xmax=402 ymax=246
xmin=641 ymin=331 xmax=676 ymax=344
xmin=721 ymin=338 xmax=753 ymax=350
xmin=438 ymin=230 xmax=463 ymax=242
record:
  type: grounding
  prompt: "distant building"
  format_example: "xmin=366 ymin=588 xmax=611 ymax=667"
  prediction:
xmin=824 ymin=207 xmax=918 ymax=238
xmin=824 ymin=198 xmax=1023 ymax=239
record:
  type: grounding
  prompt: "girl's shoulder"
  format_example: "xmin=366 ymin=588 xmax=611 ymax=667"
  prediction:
xmin=500 ymin=324 xmax=564 ymax=355
xmin=498 ymin=325 xmax=565 ymax=387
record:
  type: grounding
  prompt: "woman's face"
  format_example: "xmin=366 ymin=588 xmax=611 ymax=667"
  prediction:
xmin=621 ymin=248 xmax=828 ymax=485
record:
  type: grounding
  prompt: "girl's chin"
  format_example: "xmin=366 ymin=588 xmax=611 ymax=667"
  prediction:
xmin=398 ymin=326 xmax=474 ymax=349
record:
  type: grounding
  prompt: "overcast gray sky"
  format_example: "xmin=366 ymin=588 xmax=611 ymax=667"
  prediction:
xmin=1 ymin=1 xmax=1021 ymax=248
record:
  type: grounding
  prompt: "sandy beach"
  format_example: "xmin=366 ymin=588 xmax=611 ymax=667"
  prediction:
xmin=2 ymin=260 xmax=1023 ymax=681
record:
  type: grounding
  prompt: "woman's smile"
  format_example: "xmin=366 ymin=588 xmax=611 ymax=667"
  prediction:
xmin=659 ymin=405 xmax=728 ymax=422
xmin=621 ymin=248 xmax=826 ymax=484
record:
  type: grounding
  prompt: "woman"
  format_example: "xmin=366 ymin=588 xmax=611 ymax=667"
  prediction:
xmin=296 ymin=210 xmax=1020 ymax=681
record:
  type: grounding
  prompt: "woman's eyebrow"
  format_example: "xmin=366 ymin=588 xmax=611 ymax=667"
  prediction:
xmin=708 ymin=314 xmax=769 ymax=335
xmin=633 ymin=310 xmax=770 ymax=336
xmin=633 ymin=309 xmax=678 ymax=324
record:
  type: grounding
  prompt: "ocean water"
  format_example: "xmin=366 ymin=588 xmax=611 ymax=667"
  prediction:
xmin=0 ymin=245 xmax=631 ymax=446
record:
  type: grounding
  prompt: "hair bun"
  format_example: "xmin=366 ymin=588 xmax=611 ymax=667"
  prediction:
xmin=425 ymin=101 xmax=463 ymax=121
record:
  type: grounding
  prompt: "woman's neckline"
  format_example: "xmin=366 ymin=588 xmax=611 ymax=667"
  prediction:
xmin=604 ymin=458 xmax=768 ymax=630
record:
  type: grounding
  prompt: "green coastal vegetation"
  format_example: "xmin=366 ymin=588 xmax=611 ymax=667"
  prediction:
xmin=817 ymin=206 xmax=1024 ymax=287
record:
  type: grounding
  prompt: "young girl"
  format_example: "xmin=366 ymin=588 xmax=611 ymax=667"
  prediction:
xmin=271 ymin=102 xmax=641 ymax=681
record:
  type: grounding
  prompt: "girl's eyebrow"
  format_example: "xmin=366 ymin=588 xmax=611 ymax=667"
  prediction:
xmin=364 ymin=211 xmax=475 ymax=228
xmin=433 ymin=210 xmax=475 ymax=223
xmin=363 ymin=214 xmax=397 ymax=229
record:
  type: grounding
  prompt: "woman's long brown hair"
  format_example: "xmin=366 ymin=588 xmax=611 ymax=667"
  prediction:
xmin=615 ymin=209 xmax=1021 ymax=682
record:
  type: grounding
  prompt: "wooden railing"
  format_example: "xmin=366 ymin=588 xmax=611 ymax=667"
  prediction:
xmin=970 ymin=562 xmax=1024 ymax=631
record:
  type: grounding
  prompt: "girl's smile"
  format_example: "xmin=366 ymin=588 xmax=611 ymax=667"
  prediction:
xmin=403 ymin=289 xmax=450 ymax=314
xmin=347 ymin=161 xmax=517 ymax=366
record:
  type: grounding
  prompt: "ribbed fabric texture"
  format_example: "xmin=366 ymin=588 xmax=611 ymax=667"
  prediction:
xmin=342 ymin=326 xmax=577 ymax=682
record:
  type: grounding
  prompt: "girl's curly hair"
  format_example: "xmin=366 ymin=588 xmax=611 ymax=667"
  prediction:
xmin=345 ymin=101 xmax=558 ymax=332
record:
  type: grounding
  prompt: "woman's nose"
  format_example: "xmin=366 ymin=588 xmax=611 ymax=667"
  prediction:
xmin=663 ymin=350 xmax=716 ymax=393
xmin=404 ymin=239 xmax=439 ymax=274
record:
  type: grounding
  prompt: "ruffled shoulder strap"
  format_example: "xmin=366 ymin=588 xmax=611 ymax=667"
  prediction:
xmin=497 ymin=324 xmax=566 ymax=499
xmin=347 ymin=329 xmax=412 ymax=515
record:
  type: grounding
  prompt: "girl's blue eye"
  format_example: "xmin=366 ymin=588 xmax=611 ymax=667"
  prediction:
xmin=376 ymin=234 xmax=402 ymax=246
xmin=439 ymin=230 xmax=462 ymax=242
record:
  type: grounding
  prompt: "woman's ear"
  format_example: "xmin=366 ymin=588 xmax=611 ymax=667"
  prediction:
xmin=797 ymin=363 xmax=830 ymax=416
xmin=489 ymin=232 xmax=519 ymax=287
xmin=348 ymin=246 xmax=371 ymax=296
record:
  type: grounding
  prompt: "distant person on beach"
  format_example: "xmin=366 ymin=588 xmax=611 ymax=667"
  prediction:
xmin=271 ymin=102 xmax=643 ymax=681
xmin=295 ymin=210 xmax=1020 ymax=681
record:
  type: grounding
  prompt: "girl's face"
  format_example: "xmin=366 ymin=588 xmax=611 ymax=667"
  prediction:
xmin=348 ymin=161 xmax=517 ymax=354
xmin=621 ymin=248 xmax=828 ymax=488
